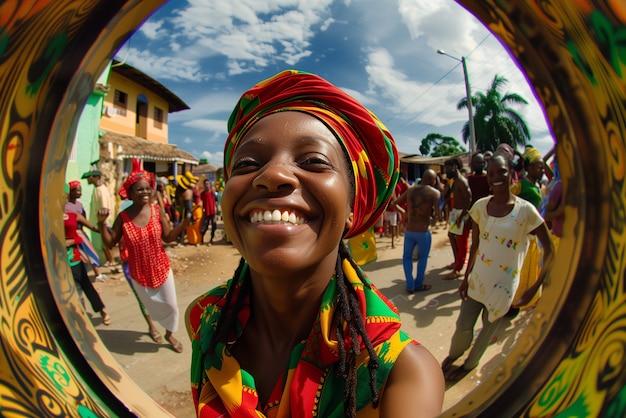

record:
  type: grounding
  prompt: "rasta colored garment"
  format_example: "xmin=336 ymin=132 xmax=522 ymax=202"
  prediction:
xmin=224 ymin=69 xmax=399 ymax=239
xmin=188 ymin=260 xmax=415 ymax=417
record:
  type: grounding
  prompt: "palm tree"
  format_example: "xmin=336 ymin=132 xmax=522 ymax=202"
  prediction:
xmin=457 ymin=75 xmax=531 ymax=152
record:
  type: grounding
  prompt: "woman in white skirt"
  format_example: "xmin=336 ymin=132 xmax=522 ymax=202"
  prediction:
xmin=98 ymin=159 xmax=190 ymax=353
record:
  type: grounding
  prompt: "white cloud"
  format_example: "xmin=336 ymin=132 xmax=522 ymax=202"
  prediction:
xmin=200 ymin=150 xmax=224 ymax=166
xmin=140 ymin=20 xmax=165 ymax=40
xmin=117 ymin=47 xmax=206 ymax=82
xmin=182 ymin=119 xmax=229 ymax=134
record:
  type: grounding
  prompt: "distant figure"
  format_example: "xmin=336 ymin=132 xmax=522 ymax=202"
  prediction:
xmin=200 ymin=179 xmax=217 ymax=245
xmin=395 ymin=173 xmax=410 ymax=236
xmin=394 ymin=169 xmax=441 ymax=293
xmin=64 ymin=180 xmax=107 ymax=282
xmin=510 ymin=145 xmax=546 ymax=312
xmin=444 ymin=157 xmax=472 ymax=280
xmin=82 ymin=169 xmax=117 ymax=267
xmin=176 ymin=172 xmax=202 ymax=245
xmin=467 ymin=152 xmax=490 ymax=206
xmin=64 ymin=204 xmax=110 ymax=326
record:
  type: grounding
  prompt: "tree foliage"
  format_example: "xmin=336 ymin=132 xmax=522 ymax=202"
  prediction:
xmin=199 ymin=158 xmax=209 ymax=165
xmin=457 ymin=74 xmax=531 ymax=152
xmin=419 ymin=133 xmax=466 ymax=157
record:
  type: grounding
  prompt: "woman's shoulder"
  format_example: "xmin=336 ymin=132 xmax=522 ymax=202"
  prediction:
xmin=381 ymin=342 xmax=444 ymax=416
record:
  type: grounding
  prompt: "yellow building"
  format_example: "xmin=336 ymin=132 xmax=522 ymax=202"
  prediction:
xmin=97 ymin=59 xmax=197 ymax=192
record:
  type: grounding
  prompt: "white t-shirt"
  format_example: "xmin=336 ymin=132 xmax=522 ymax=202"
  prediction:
xmin=467 ymin=196 xmax=544 ymax=322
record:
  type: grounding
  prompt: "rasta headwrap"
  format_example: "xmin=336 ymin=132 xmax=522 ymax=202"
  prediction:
xmin=68 ymin=180 xmax=81 ymax=191
xmin=523 ymin=145 xmax=543 ymax=165
xmin=118 ymin=158 xmax=155 ymax=199
xmin=223 ymin=69 xmax=399 ymax=238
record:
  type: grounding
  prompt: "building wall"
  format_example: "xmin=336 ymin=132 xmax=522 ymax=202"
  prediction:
xmin=99 ymin=71 xmax=169 ymax=144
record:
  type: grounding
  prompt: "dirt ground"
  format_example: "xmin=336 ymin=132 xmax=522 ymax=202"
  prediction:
xmin=90 ymin=222 xmax=533 ymax=417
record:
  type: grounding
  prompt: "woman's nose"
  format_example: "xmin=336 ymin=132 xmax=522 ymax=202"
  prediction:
xmin=252 ymin=161 xmax=298 ymax=193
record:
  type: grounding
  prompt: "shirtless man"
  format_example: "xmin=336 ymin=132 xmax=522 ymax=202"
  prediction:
xmin=444 ymin=157 xmax=472 ymax=280
xmin=394 ymin=169 xmax=441 ymax=293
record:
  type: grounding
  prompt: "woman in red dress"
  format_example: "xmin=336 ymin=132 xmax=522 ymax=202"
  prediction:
xmin=98 ymin=161 xmax=190 ymax=353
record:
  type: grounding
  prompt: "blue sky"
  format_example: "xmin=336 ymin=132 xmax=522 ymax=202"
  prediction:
xmin=115 ymin=0 xmax=555 ymax=166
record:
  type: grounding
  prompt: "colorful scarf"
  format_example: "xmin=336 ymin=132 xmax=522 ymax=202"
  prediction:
xmin=223 ymin=70 xmax=399 ymax=238
xmin=118 ymin=158 xmax=155 ymax=199
xmin=188 ymin=260 xmax=414 ymax=417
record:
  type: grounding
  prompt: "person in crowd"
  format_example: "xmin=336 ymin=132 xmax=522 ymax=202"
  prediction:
xmin=395 ymin=173 xmax=410 ymax=236
xmin=393 ymin=169 xmax=441 ymax=293
xmin=444 ymin=157 xmax=472 ymax=280
xmin=200 ymin=179 xmax=218 ymax=245
xmin=65 ymin=180 xmax=107 ymax=282
xmin=543 ymin=162 xmax=564 ymax=251
xmin=483 ymin=150 xmax=493 ymax=167
xmin=510 ymin=145 xmax=548 ymax=313
xmin=186 ymin=70 xmax=444 ymax=418
xmin=82 ymin=169 xmax=117 ymax=267
xmin=155 ymin=178 xmax=172 ymax=224
xmin=176 ymin=172 xmax=202 ymax=245
xmin=166 ymin=175 xmax=179 ymax=226
xmin=468 ymin=152 xmax=491 ymax=205
xmin=98 ymin=160 xmax=190 ymax=353
xmin=117 ymin=198 xmax=163 ymax=344
xmin=441 ymin=144 xmax=554 ymax=380
xmin=383 ymin=188 xmax=399 ymax=249
xmin=64 ymin=193 xmax=110 ymax=326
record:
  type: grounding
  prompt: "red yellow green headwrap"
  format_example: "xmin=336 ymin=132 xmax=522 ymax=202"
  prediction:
xmin=118 ymin=158 xmax=155 ymax=200
xmin=224 ymin=69 xmax=399 ymax=238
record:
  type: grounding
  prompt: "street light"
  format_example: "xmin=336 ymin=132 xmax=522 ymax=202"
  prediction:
xmin=437 ymin=49 xmax=476 ymax=154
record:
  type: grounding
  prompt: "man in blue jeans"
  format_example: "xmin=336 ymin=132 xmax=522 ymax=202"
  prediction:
xmin=393 ymin=169 xmax=441 ymax=293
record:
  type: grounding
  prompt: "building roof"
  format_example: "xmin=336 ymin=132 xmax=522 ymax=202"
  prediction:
xmin=110 ymin=59 xmax=190 ymax=113
xmin=192 ymin=163 xmax=219 ymax=174
xmin=100 ymin=130 xmax=198 ymax=164
xmin=399 ymin=151 xmax=470 ymax=166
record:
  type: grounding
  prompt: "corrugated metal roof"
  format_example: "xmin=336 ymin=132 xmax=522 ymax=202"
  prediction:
xmin=100 ymin=130 xmax=198 ymax=164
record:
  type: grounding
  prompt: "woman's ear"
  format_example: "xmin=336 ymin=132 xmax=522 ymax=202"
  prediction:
xmin=345 ymin=212 xmax=354 ymax=231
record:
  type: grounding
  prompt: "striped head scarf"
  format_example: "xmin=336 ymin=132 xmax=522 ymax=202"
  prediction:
xmin=224 ymin=70 xmax=399 ymax=238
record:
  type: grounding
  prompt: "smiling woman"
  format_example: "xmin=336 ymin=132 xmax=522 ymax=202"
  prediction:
xmin=186 ymin=70 xmax=445 ymax=417
xmin=1 ymin=1 xmax=625 ymax=417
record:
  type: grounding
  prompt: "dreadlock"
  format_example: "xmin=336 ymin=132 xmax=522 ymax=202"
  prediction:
xmin=335 ymin=241 xmax=381 ymax=417
xmin=208 ymin=257 xmax=250 ymax=355
xmin=208 ymin=242 xmax=381 ymax=418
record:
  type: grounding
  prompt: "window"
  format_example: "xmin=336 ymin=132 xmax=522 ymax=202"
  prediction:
xmin=113 ymin=89 xmax=127 ymax=116
xmin=154 ymin=106 xmax=163 ymax=129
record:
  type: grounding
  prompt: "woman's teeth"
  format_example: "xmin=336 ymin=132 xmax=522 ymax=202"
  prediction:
xmin=250 ymin=209 xmax=305 ymax=225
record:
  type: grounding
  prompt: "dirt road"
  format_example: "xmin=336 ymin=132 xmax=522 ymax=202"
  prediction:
xmin=90 ymin=225 xmax=531 ymax=416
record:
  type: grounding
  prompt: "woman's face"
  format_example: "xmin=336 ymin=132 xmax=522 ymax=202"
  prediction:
xmin=222 ymin=111 xmax=354 ymax=275
xmin=487 ymin=155 xmax=512 ymax=195
xmin=527 ymin=160 xmax=545 ymax=182
xmin=130 ymin=179 xmax=153 ymax=205
xmin=70 ymin=186 xmax=81 ymax=199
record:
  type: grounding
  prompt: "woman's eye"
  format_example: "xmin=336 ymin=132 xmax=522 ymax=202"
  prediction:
xmin=231 ymin=158 xmax=259 ymax=173
xmin=299 ymin=156 xmax=333 ymax=169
